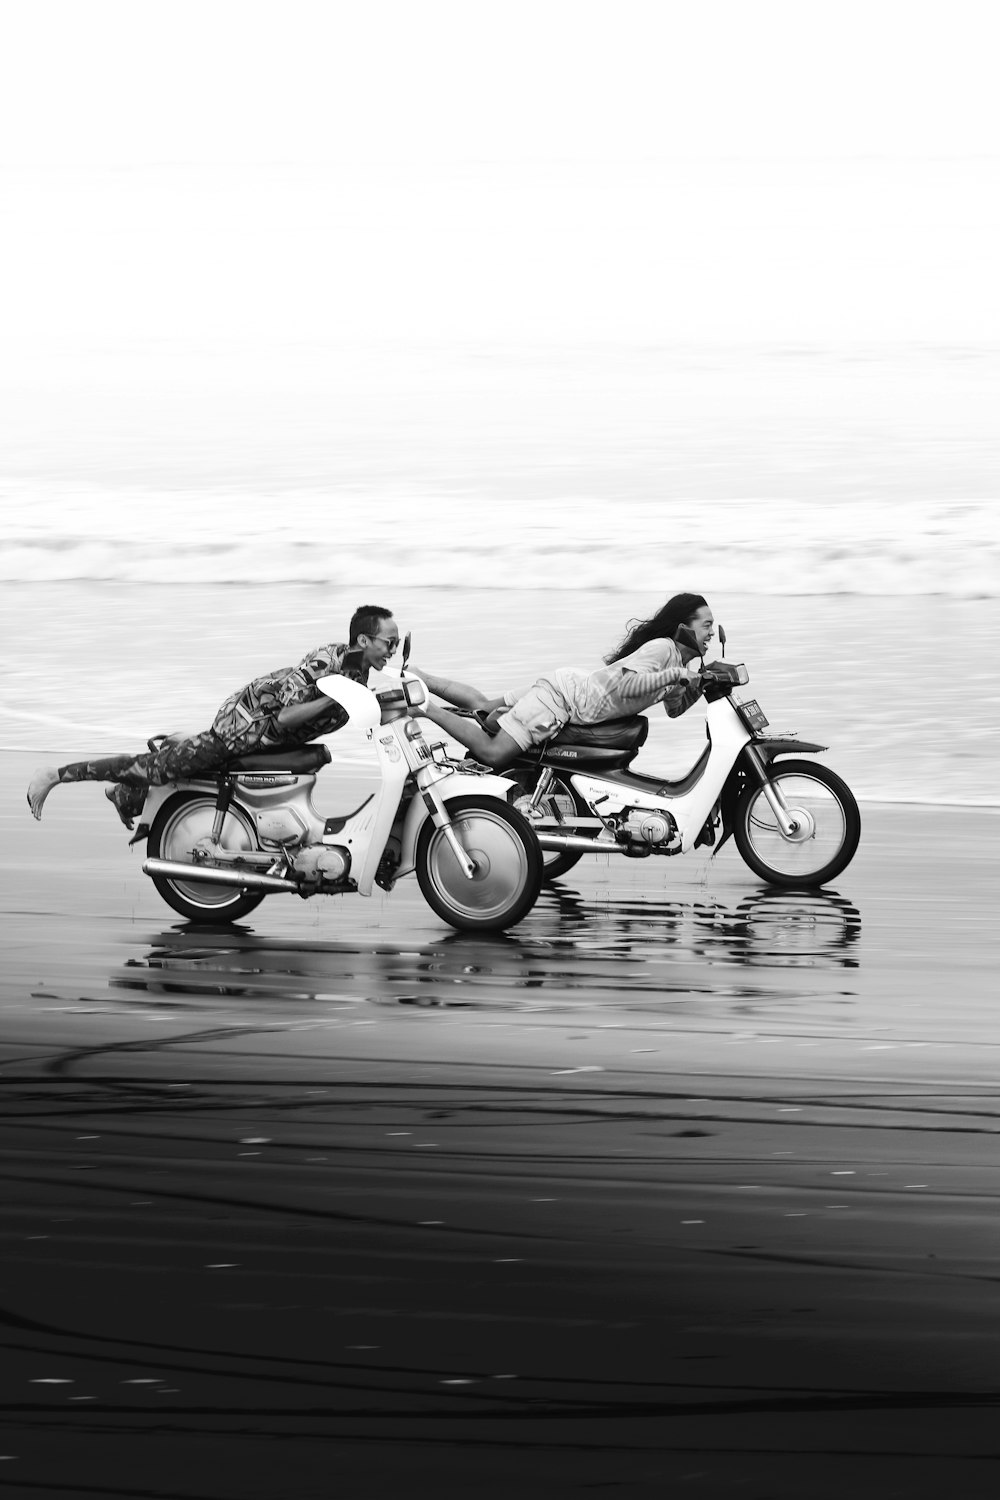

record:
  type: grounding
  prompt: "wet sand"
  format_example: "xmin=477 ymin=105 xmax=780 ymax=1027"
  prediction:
xmin=2 ymin=749 xmax=999 ymax=1498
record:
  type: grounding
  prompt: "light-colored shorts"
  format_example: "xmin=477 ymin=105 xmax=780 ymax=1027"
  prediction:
xmin=496 ymin=675 xmax=572 ymax=752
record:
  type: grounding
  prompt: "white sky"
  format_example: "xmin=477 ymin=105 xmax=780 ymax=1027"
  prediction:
xmin=1 ymin=0 xmax=998 ymax=344
xmin=3 ymin=0 xmax=997 ymax=166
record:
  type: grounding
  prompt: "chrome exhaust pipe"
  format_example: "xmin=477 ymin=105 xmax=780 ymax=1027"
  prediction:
xmin=142 ymin=858 xmax=298 ymax=893
xmin=534 ymin=833 xmax=626 ymax=855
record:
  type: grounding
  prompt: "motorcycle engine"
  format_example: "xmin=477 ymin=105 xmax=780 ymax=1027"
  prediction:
xmin=620 ymin=808 xmax=675 ymax=846
xmin=255 ymin=809 xmax=310 ymax=847
xmin=291 ymin=844 xmax=351 ymax=883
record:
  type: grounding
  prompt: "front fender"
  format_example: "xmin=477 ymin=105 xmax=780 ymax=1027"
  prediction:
xmin=396 ymin=771 xmax=516 ymax=877
xmin=752 ymin=736 xmax=828 ymax=758
xmin=713 ymin=739 xmax=827 ymax=854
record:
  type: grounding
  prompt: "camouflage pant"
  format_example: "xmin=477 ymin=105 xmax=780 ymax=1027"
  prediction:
xmin=57 ymin=730 xmax=235 ymax=821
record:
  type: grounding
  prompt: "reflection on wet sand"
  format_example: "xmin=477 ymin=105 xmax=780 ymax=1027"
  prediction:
xmin=110 ymin=886 xmax=862 ymax=1013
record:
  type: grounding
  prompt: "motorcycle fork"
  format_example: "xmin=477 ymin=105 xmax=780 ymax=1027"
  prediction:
xmin=420 ymin=779 xmax=477 ymax=880
xmin=741 ymin=745 xmax=801 ymax=837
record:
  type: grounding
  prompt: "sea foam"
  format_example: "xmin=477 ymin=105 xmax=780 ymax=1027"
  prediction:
xmin=2 ymin=485 xmax=996 ymax=597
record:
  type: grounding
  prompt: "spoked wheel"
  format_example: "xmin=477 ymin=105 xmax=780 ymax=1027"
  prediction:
xmin=416 ymin=795 xmax=543 ymax=931
xmin=734 ymin=759 xmax=861 ymax=887
xmin=147 ymin=793 xmax=266 ymax=923
xmin=506 ymin=769 xmax=587 ymax=881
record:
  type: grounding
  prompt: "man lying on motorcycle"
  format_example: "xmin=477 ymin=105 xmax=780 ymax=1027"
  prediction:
xmin=417 ymin=592 xmax=716 ymax=771
xmin=27 ymin=604 xmax=401 ymax=829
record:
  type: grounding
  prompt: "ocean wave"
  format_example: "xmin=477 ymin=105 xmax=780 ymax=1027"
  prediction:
xmin=1 ymin=530 xmax=997 ymax=596
xmin=2 ymin=483 xmax=997 ymax=595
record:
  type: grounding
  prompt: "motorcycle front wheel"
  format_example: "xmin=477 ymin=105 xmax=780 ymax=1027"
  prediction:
xmin=147 ymin=792 xmax=266 ymax=923
xmin=734 ymin=758 xmax=861 ymax=887
xmin=416 ymin=795 xmax=543 ymax=931
xmin=506 ymin=768 xmax=587 ymax=881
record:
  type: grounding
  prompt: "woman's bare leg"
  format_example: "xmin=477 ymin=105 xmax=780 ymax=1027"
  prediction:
xmin=421 ymin=703 xmax=523 ymax=769
xmin=415 ymin=669 xmax=504 ymax=714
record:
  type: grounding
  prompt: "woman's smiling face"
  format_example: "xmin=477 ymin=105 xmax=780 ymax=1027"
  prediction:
xmin=687 ymin=605 xmax=715 ymax=655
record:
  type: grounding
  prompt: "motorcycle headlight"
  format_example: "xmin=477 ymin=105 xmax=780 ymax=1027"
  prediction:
xmin=403 ymin=678 xmax=427 ymax=708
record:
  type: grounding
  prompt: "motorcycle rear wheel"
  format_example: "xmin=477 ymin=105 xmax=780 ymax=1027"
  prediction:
xmin=734 ymin=759 xmax=861 ymax=887
xmin=416 ymin=795 xmax=542 ymax=931
xmin=148 ymin=792 xmax=266 ymax=923
xmin=506 ymin=769 xmax=586 ymax=881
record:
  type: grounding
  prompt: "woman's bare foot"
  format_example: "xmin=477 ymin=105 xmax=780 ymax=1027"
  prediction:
xmin=27 ymin=767 xmax=61 ymax=820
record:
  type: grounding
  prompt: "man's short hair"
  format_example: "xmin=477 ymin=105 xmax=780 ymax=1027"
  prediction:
xmin=349 ymin=604 xmax=393 ymax=645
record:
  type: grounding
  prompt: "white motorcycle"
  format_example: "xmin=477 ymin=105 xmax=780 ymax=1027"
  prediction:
xmin=138 ymin=638 xmax=542 ymax=931
xmin=498 ymin=631 xmax=861 ymax=888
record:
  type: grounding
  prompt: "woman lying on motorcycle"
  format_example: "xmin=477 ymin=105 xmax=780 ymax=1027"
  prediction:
xmin=418 ymin=592 xmax=717 ymax=771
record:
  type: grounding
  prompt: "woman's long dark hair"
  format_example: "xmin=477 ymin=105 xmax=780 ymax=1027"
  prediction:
xmin=605 ymin=592 xmax=708 ymax=664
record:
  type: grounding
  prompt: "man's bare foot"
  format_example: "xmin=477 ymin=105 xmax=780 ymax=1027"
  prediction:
xmin=105 ymin=785 xmax=138 ymax=831
xmin=27 ymin=767 xmax=60 ymax=820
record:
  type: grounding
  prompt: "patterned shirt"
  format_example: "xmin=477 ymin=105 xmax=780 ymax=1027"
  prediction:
xmin=212 ymin=643 xmax=368 ymax=753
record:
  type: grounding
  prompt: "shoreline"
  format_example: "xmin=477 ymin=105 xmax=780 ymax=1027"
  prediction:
xmin=4 ymin=748 xmax=999 ymax=812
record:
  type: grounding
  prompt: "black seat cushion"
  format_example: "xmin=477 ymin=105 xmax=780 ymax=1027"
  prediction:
xmin=531 ymin=743 xmax=637 ymax=771
xmin=550 ymin=716 xmax=649 ymax=752
xmin=513 ymin=716 xmax=649 ymax=771
xmin=227 ymin=744 xmax=332 ymax=774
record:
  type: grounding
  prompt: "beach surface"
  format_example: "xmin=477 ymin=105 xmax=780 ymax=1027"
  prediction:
xmin=2 ymin=751 xmax=999 ymax=1498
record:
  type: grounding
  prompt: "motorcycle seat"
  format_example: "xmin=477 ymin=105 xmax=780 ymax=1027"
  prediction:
xmin=516 ymin=715 xmax=649 ymax=771
xmin=528 ymin=743 xmax=638 ymax=771
xmin=226 ymin=744 xmax=333 ymax=774
xmin=552 ymin=716 xmax=649 ymax=752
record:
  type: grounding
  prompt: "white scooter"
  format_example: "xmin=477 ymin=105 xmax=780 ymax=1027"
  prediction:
xmin=139 ymin=637 xmax=542 ymax=931
xmin=499 ymin=631 xmax=861 ymax=888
